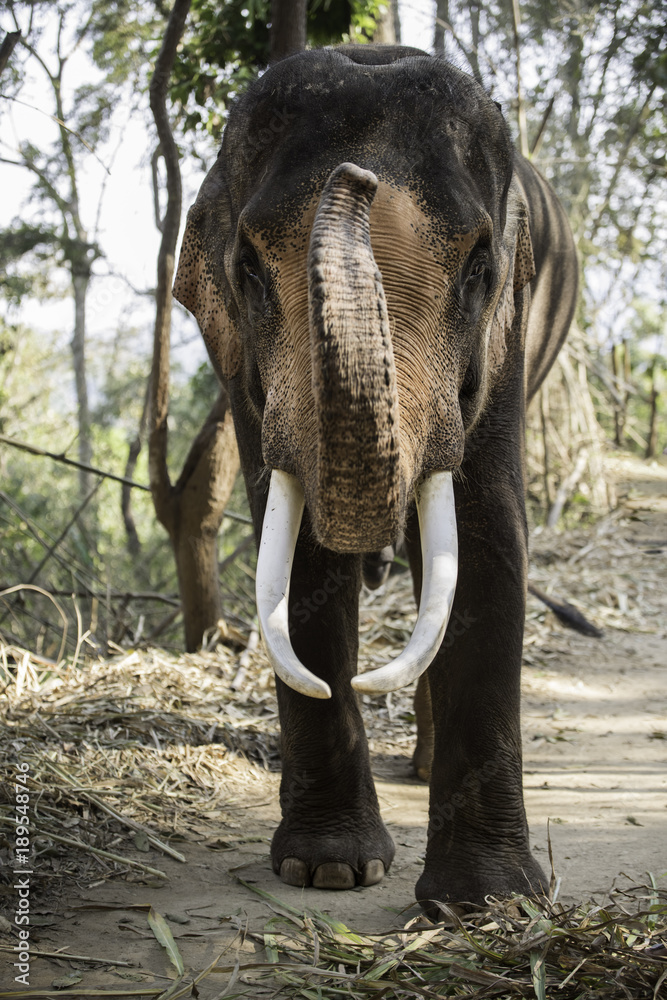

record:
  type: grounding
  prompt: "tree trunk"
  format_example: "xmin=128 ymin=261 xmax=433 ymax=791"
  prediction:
xmin=511 ymin=0 xmax=529 ymax=158
xmin=467 ymin=0 xmax=482 ymax=83
xmin=623 ymin=338 xmax=632 ymax=406
xmin=611 ymin=342 xmax=624 ymax=446
xmin=645 ymin=359 xmax=660 ymax=459
xmin=171 ymin=390 xmax=239 ymax=651
xmin=148 ymin=0 xmax=240 ymax=652
xmin=71 ymin=270 xmax=92 ymax=500
xmin=391 ymin=0 xmax=401 ymax=43
xmin=434 ymin=0 xmax=449 ymax=57
xmin=270 ymin=0 xmax=307 ymax=63
xmin=122 ymin=436 xmax=142 ymax=555
xmin=122 ymin=379 xmax=150 ymax=555
xmin=372 ymin=0 xmax=399 ymax=43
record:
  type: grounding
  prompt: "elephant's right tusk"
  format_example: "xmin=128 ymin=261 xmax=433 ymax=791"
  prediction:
xmin=256 ymin=469 xmax=332 ymax=699
xmin=351 ymin=471 xmax=458 ymax=694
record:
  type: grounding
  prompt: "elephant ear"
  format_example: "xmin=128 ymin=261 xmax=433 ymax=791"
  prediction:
xmin=487 ymin=181 xmax=536 ymax=373
xmin=173 ymin=164 xmax=242 ymax=381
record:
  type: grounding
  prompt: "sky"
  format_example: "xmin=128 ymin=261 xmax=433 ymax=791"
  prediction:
xmin=0 ymin=1 xmax=436 ymax=386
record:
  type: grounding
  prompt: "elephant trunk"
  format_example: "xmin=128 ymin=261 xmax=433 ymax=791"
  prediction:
xmin=308 ymin=162 xmax=401 ymax=552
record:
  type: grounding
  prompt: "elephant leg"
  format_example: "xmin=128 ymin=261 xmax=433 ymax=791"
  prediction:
xmin=412 ymin=673 xmax=434 ymax=782
xmin=405 ymin=471 xmax=546 ymax=909
xmin=271 ymin=526 xmax=395 ymax=889
xmin=405 ymin=539 xmax=435 ymax=782
xmin=362 ymin=546 xmax=394 ymax=590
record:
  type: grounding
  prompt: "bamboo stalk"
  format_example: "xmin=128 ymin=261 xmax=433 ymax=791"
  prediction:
xmin=34 ymin=829 xmax=168 ymax=877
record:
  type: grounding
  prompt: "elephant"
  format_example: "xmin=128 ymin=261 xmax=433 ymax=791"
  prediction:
xmin=174 ymin=43 xmax=578 ymax=909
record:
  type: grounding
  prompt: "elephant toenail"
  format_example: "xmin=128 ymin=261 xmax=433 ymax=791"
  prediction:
xmin=312 ymin=862 xmax=356 ymax=889
xmin=279 ymin=857 xmax=310 ymax=887
xmin=360 ymin=859 xmax=385 ymax=886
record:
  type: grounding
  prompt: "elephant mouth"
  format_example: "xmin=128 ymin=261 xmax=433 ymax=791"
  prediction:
xmin=255 ymin=468 xmax=458 ymax=699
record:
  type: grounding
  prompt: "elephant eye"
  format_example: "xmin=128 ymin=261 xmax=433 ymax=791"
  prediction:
xmin=460 ymin=360 xmax=480 ymax=399
xmin=465 ymin=249 xmax=491 ymax=286
xmin=458 ymin=246 xmax=492 ymax=323
xmin=239 ymin=247 xmax=263 ymax=285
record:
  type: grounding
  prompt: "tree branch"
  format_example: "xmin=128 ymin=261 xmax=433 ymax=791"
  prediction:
xmin=588 ymin=83 xmax=658 ymax=241
xmin=151 ymin=144 xmax=165 ymax=233
xmin=511 ymin=0 xmax=529 ymax=158
xmin=147 ymin=0 xmax=191 ymax=531
xmin=0 ymin=29 xmax=21 ymax=77
xmin=530 ymin=96 xmax=554 ymax=160
xmin=0 ymin=154 xmax=70 ymax=215
xmin=0 ymin=433 xmax=251 ymax=520
xmin=0 ymin=434 xmax=150 ymax=490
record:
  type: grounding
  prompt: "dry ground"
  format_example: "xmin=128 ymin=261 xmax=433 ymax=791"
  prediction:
xmin=0 ymin=453 xmax=665 ymax=995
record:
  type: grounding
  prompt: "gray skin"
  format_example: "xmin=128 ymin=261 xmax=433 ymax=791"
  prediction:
xmin=174 ymin=44 xmax=578 ymax=909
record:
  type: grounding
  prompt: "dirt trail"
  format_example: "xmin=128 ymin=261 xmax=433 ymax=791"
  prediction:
xmin=1 ymin=455 xmax=665 ymax=993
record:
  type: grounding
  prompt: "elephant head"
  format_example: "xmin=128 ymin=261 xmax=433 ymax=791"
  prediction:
xmin=174 ymin=47 xmax=536 ymax=699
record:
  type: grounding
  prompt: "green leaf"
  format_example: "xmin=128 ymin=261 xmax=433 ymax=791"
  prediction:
xmin=147 ymin=907 xmax=185 ymax=976
xmin=530 ymin=948 xmax=547 ymax=1000
xmin=308 ymin=908 xmax=367 ymax=944
xmin=234 ymin=876 xmax=304 ymax=916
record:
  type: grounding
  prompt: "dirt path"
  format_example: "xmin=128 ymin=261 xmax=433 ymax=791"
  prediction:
xmin=521 ymin=455 xmax=666 ymax=899
xmin=1 ymin=455 xmax=665 ymax=993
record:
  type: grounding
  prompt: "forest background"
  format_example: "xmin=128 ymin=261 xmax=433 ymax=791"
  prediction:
xmin=0 ymin=0 xmax=665 ymax=662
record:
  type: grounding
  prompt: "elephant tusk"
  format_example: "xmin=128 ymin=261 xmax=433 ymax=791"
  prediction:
xmin=256 ymin=470 xmax=457 ymax=700
xmin=351 ymin=471 xmax=458 ymax=694
xmin=256 ymin=469 xmax=332 ymax=699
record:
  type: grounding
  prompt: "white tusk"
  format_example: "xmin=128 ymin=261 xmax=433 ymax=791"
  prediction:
xmin=256 ymin=469 xmax=332 ymax=699
xmin=256 ymin=470 xmax=457 ymax=700
xmin=351 ymin=471 xmax=458 ymax=694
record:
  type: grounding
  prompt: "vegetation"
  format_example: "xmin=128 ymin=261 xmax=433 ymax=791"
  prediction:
xmin=436 ymin=0 xmax=667 ymax=517
xmin=0 ymin=0 xmax=666 ymax=659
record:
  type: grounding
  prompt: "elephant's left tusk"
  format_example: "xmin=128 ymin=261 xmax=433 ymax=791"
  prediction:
xmin=351 ymin=471 xmax=458 ymax=694
xmin=256 ymin=469 xmax=332 ymax=699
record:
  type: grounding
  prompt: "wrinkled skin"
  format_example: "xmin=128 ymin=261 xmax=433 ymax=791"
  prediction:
xmin=174 ymin=45 xmax=578 ymax=909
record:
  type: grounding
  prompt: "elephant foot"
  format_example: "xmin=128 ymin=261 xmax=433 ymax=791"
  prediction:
xmin=415 ymin=851 xmax=547 ymax=915
xmin=272 ymin=820 xmax=395 ymax=890
xmin=412 ymin=739 xmax=433 ymax=782
xmin=280 ymin=857 xmax=386 ymax=889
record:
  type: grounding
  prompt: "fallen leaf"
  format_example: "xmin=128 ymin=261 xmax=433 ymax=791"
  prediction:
xmin=148 ymin=906 xmax=185 ymax=975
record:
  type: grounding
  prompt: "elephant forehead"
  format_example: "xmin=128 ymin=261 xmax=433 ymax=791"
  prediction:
xmin=228 ymin=50 xmax=512 ymax=215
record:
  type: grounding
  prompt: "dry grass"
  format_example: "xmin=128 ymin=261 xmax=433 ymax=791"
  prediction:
xmin=0 ymin=644 xmax=279 ymax=875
